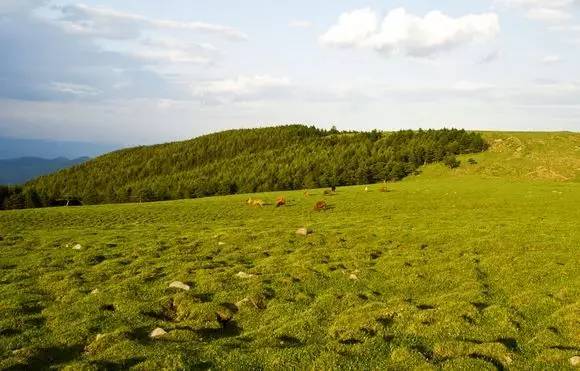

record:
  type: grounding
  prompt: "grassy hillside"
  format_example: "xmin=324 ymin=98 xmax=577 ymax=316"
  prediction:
xmin=21 ymin=126 xmax=487 ymax=207
xmin=0 ymin=132 xmax=579 ymax=369
xmin=421 ymin=131 xmax=580 ymax=182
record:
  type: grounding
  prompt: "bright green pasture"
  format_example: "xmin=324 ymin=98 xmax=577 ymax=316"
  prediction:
xmin=1 ymin=172 xmax=579 ymax=369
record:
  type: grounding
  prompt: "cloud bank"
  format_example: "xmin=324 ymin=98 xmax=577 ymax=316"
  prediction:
xmin=320 ymin=8 xmax=500 ymax=57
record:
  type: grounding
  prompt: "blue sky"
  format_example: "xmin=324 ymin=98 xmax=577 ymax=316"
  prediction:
xmin=0 ymin=0 xmax=579 ymax=145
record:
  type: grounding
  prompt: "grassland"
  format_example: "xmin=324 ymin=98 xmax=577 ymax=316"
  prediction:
xmin=0 ymin=132 xmax=579 ymax=370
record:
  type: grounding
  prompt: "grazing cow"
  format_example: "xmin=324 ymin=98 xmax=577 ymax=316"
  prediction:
xmin=331 ymin=186 xmax=336 ymax=192
xmin=323 ymin=190 xmax=332 ymax=195
xmin=275 ymin=196 xmax=286 ymax=207
xmin=364 ymin=186 xmax=369 ymax=192
xmin=248 ymin=198 xmax=264 ymax=207
xmin=314 ymin=200 xmax=327 ymax=211
xmin=303 ymin=191 xmax=310 ymax=197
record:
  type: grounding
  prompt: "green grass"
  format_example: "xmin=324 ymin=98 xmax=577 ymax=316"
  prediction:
xmin=1 ymin=132 xmax=579 ymax=370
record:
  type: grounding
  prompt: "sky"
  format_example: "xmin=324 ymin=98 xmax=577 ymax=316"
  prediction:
xmin=0 ymin=0 xmax=579 ymax=146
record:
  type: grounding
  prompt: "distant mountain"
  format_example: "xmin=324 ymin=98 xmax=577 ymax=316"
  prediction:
xmin=0 ymin=157 xmax=89 ymax=184
xmin=0 ymin=137 xmax=120 ymax=160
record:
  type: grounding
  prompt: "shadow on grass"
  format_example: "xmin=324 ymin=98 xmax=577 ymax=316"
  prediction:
xmin=5 ymin=345 xmax=84 ymax=371
xmin=467 ymin=353 xmax=505 ymax=371
xmin=276 ymin=335 xmax=302 ymax=348
xmin=90 ymin=357 xmax=146 ymax=370
xmin=195 ymin=321 xmax=242 ymax=340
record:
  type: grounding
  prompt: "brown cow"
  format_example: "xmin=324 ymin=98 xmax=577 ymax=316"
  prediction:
xmin=314 ymin=200 xmax=327 ymax=211
xmin=275 ymin=196 xmax=286 ymax=207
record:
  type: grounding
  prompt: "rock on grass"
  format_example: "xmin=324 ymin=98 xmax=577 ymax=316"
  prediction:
xmin=150 ymin=327 xmax=167 ymax=338
xmin=296 ymin=227 xmax=313 ymax=236
xmin=169 ymin=281 xmax=190 ymax=290
xmin=235 ymin=272 xmax=255 ymax=279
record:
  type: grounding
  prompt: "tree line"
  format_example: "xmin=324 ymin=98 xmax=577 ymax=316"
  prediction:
xmin=1 ymin=125 xmax=488 ymax=210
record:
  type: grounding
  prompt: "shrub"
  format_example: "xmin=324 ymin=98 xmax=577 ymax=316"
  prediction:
xmin=443 ymin=155 xmax=461 ymax=169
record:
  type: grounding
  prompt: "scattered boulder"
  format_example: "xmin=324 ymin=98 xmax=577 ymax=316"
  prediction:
xmin=150 ymin=327 xmax=167 ymax=338
xmin=570 ymin=356 xmax=580 ymax=367
xmin=95 ymin=333 xmax=105 ymax=342
xmin=169 ymin=281 xmax=190 ymax=291
xmin=296 ymin=227 xmax=313 ymax=236
xmin=90 ymin=288 xmax=99 ymax=295
xmin=218 ymin=242 xmax=226 ymax=246
xmin=72 ymin=244 xmax=82 ymax=250
xmin=235 ymin=271 xmax=255 ymax=279
xmin=349 ymin=273 xmax=359 ymax=281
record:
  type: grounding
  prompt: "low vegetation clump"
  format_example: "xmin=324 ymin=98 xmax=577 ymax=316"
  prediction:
xmin=443 ymin=155 xmax=461 ymax=169
xmin=7 ymin=126 xmax=488 ymax=210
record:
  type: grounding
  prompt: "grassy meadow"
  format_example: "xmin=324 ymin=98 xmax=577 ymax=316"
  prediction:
xmin=0 ymin=132 xmax=579 ymax=370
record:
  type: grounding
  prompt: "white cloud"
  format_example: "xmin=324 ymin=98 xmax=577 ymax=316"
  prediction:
xmin=48 ymin=82 xmax=102 ymax=96
xmin=526 ymin=7 xmax=572 ymax=22
xmin=192 ymin=75 xmax=292 ymax=103
xmin=542 ymin=54 xmax=562 ymax=63
xmin=319 ymin=8 xmax=379 ymax=47
xmin=320 ymin=8 xmax=500 ymax=58
xmin=496 ymin=0 xmax=576 ymax=23
xmin=110 ymin=38 xmax=219 ymax=65
xmin=289 ymin=20 xmax=313 ymax=29
xmin=54 ymin=4 xmax=248 ymax=41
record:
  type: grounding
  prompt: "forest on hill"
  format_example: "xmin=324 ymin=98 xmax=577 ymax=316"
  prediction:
xmin=0 ymin=126 xmax=488 ymax=210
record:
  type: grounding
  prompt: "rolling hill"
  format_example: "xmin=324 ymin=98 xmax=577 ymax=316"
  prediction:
xmin=21 ymin=126 xmax=487 ymax=207
xmin=0 ymin=131 xmax=578 ymax=369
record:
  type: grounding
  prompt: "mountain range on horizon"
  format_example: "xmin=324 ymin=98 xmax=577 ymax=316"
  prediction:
xmin=0 ymin=137 xmax=121 ymax=160
xmin=0 ymin=156 xmax=90 ymax=185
